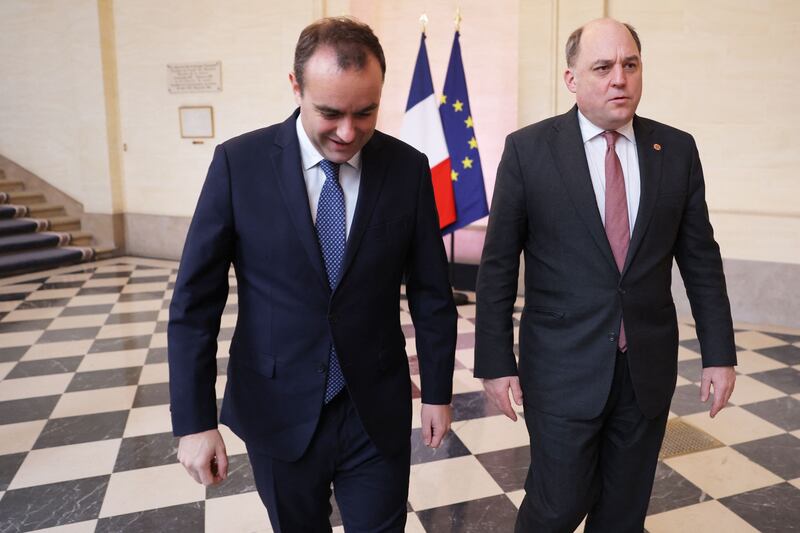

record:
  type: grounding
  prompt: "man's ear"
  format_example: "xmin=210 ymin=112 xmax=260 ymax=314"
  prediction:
xmin=564 ymin=68 xmax=577 ymax=94
xmin=289 ymin=71 xmax=302 ymax=104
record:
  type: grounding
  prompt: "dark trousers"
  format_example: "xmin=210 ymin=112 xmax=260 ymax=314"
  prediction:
xmin=246 ymin=391 xmax=410 ymax=533
xmin=516 ymin=352 xmax=669 ymax=533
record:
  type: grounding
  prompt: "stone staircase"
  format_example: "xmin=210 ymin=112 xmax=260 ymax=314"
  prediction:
xmin=0 ymin=169 xmax=113 ymax=276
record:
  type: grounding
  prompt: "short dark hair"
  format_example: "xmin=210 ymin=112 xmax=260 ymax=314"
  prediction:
xmin=293 ymin=16 xmax=386 ymax=92
xmin=565 ymin=22 xmax=641 ymax=68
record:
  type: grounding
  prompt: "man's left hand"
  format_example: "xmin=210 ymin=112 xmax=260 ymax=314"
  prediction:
xmin=700 ymin=366 xmax=736 ymax=418
xmin=420 ymin=403 xmax=451 ymax=448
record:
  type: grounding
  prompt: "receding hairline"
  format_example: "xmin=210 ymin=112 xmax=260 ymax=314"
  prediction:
xmin=565 ymin=19 xmax=642 ymax=68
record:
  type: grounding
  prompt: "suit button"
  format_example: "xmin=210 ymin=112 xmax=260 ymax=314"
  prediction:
xmin=618 ymin=288 xmax=627 ymax=295
xmin=317 ymin=363 xmax=327 ymax=373
xmin=609 ymin=333 xmax=617 ymax=342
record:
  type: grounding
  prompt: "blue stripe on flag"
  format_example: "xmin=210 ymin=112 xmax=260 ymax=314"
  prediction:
xmin=405 ymin=34 xmax=435 ymax=111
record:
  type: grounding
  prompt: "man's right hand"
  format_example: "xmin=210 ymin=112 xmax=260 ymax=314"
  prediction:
xmin=482 ymin=376 xmax=524 ymax=421
xmin=177 ymin=428 xmax=229 ymax=486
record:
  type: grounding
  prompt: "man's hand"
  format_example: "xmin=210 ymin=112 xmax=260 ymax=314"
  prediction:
xmin=483 ymin=376 xmax=523 ymax=421
xmin=700 ymin=366 xmax=736 ymax=418
xmin=421 ymin=404 xmax=451 ymax=448
xmin=177 ymin=428 xmax=228 ymax=486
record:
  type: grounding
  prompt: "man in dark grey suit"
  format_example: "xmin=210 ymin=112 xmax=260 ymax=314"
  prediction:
xmin=475 ymin=18 xmax=736 ymax=532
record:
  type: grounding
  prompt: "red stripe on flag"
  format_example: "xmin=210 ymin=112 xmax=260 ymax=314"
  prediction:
xmin=431 ymin=158 xmax=456 ymax=228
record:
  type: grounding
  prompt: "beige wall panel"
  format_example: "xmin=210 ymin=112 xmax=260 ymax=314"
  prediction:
xmin=114 ymin=0 xmax=316 ymax=216
xmin=0 ymin=0 xmax=114 ymax=213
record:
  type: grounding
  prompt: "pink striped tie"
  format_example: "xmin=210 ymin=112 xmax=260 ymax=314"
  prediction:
xmin=602 ymin=131 xmax=628 ymax=352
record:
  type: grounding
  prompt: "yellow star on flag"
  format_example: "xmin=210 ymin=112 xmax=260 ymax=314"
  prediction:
xmin=452 ymin=99 xmax=464 ymax=112
xmin=451 ymin=169 xmax=459 ymax=181
xmin=468 ymin=136 xmax=478 ymax=149
xmin=462 ymin=156 xmax=473 ymax=169
xmin=440 ymin=94 xmax=447 ymax=105
xmin=465 ymin=115 xmax=474 ymax=128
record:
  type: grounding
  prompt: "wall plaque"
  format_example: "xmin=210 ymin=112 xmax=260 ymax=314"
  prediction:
xmin=167 ymin=61 xmax=222 ymax=93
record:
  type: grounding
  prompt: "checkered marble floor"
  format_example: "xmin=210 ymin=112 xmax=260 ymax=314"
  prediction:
xmin=0 ymin=257 xmax=798 ymax=532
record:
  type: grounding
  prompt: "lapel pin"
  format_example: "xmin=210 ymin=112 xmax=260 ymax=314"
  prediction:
xmin=653 ymin=143 xmax=662 ymax=151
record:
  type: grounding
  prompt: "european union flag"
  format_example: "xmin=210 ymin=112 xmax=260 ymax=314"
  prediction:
xmin=439 ymin=31 xmax=489 ymax=234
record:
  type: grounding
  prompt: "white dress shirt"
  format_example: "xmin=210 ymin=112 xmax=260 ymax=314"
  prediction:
xmin=577 ymin=111 xmax=641 ymax=233
xmin=296 ymin=117 xmax=361 ymax=238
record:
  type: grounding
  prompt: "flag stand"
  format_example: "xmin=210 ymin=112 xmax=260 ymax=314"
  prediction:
xmin=449 ymin=232 xmax=470 ymax=306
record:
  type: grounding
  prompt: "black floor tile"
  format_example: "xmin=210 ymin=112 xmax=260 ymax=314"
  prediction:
xmin=39 ymin=281 xmax=85 ymax=290
xmin=217 ymin=357 xmax=229 ymax=375
xmin=766 ymin=332 xmax=800 ymax=344
xmin=128 ymin=275 xmax=170 ymax=284
xmin=60 ymin=303 xmax=115 ymax=316
xmin=0 ymin=318 xmax=53 ymax=332
xmin=750 ymin=367 xmax=800 ymax=395
xmin=0 ymin=475 xmax=110 ymax=531
xmin=218 ymin=327 xmax=234 ymax=341
xmin=154 ymin=321 xmax=168 ymax=333
xmin=732 ymin=433 xmax=800 ymax=480
xmin=0 ymin=292 xmax=28 ymax=302
xmin=742 ymin=396 xmax=800 ymax=431
xmin=669 ymin=384 xmax=707 ymax=416
xmin=38 ymin=326 xmax=102 ymax=343
xmin=67 ymin=366 xmax=143 ymax=392
xmin=719 ymin=482 xmax=800 ymax=533
xmin=114 ymin=431 xmax=179 ymax=472
xmin=117 ymin=291 xmax=165 ymax=302
xmin=33 ymin=410 xmax=129 ymax=449
xmin=17 ymin=297 xmax=71 ymax=309
xmin=456 ymin=332 xmax=476 ymax=350
xmin=133 ymin=382 xmax=171 ymax=408
xmin=410 ymin=428 xmax=471 ymax=465
xmin=0 ymin=346 xmax=29 ymax=363
xmin=90 ymin=334 xmax=153 ymax=353
xmin=95 ymin=501 xmax=204 ymax=533
xmin=105 ymin=311 xmax=160 ymax=325
xmin=755 ymin=344 xmax=800 ymax=366
xmin=146 ymin=347 xmax=168 ymax=364
xmin=77 ymin=285 xmax=125 ymax=296
xmin=677 ymin=358 xmax=703 ymax=382
xmin=205 ymin=453 xmax=257 ymax=499
xmin=451 ymin=391 xmax=504 ymax=421
xmin=416 ymin=494 xmax=519 ymax=532
xmin=0 ymin=395 xmax=60 ymax=425
xmin=475 ymin=445 xmax=530 ymax=492
xmin=646 ymin=461 xmax=708 ymax=515
xmin=678 ymin=338 xmax=702 ymax=354
xmin=91 ymin=272 xmax=132 ymax=280
xmin=0 ymin=452 xmax=26 ymax=491
xmin=6 ymin=356 xmax=82 ymax=379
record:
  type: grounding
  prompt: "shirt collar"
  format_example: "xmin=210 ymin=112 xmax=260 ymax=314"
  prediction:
xmin=295 ymin=115 xmax=362 ymax=171
xmin=577 ymin=109 xmax=635 ymax=145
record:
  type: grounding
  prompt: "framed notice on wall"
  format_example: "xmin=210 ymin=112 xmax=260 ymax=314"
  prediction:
xmin=179 ymin=106 xmax=214 ymax=138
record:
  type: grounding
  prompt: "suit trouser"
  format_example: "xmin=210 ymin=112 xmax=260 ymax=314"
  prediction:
xmin=516 ymin=351 xmax=669 ymax=533
xmin=246 ymin=391 xmax=410 ymax=533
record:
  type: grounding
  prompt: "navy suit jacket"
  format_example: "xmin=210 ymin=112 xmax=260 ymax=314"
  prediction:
xmin=475 ymin=106 xmax=736 ymax=419
xmin=168 ymin=111 xmax=457 ymax=461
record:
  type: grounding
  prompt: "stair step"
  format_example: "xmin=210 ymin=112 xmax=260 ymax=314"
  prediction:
xmin=46 ymin=216 xmax=81 ymax=231
xmin=0 ymin=232 xmax=66 ymax=255
xmin=0 ymin=247 xmax=94 ymax=277
xmin=0 ymin=218 xmax=45 ymax=237
xmin=94 ymin=246 xmax=115 ymax=259
xmin=68 ymin=231 xmax=92 ymax=246
xmin=27 ymin=203 xmax=66 ymax=218
xmin=0 ymin=179 xmax=25 ymax=192
xmin=0 ymin=205 xmax=28 ymax=220
xmin=0 ymin=190 xmax=46 ymax=205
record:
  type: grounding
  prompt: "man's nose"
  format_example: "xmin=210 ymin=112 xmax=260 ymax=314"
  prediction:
xmin=610 ymin=64 xmax=626 ymax=87
xmin=337 ymin=118 xmax=356 ymax=143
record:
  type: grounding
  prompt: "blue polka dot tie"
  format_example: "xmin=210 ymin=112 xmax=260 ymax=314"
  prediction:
xmin=316 ymin=159 xmax=346 ymax=403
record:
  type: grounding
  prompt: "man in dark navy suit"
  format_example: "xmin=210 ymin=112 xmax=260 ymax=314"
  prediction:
xmin=168 ymin=17 xmax=456 ymax=532
xmin=476 ymin=18 xmax=736 ymax=532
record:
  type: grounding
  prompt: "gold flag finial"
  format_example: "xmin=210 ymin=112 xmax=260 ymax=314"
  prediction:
xmin=420 ymin=13 xmax=429 ymax=34
xmin=455 ymin=7 xmax=462 ymax=32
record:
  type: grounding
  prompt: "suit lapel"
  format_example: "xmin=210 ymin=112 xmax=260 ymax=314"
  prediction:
xmin=337 ymin=133 xmax=388 ymax=291
xmin=548 ymin=107 xmax=618 ymax=273
xmin=621 ymin=116 xmax=663 ymax=277
xmin=271 ymin=111 xmax=329 ymax=291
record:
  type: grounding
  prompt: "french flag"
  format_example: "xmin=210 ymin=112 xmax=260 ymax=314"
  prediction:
xmin=401 ymin=33 xmax=457 ymax=229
